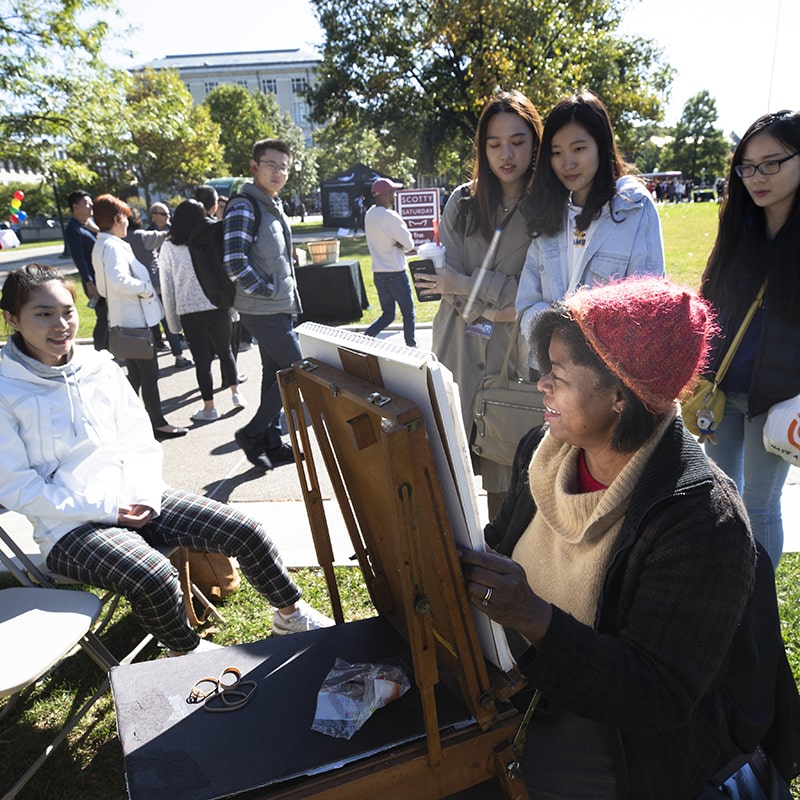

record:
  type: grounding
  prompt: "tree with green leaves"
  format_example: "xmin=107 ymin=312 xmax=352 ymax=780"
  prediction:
xmin=0 ymin=0 xmax=125 ymax=195
xmin=313 ymin=119 xmax=416 ymax=185
xmin=204 ymin=84 xmax=280 ymax=175
xmin=660 ymin=91 xmax=731 ymax=184
xmin=308 ymin=0 xmax=674 ymax=176
xmin=273 ymin=110 xmax=319 ymax=202
xmin=203 ymin=84 xmax=319 ymax=202
xmin=122 ymin=69 xmax=226 ymax=208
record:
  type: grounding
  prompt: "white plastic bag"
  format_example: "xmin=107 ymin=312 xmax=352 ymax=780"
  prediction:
xmin=311 ymin=658 xmax=410 ymax=740
xmin=762 ymin=394 xmax=800 ymax=466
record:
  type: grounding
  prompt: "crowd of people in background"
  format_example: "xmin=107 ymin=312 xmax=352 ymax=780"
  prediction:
xmin=27 ymin=109 xmax=800 ymax=579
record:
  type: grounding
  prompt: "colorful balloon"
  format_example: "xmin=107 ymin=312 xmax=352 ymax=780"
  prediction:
xmin=16 ymin=210 xmax=27 ymax=222
xmin=12 ymin=190 xmax=24 ymax=201
xmin=9 ymin=214 xmax=19 ymax=223
xmin=10 ymin=198 xmax=21 ymax=210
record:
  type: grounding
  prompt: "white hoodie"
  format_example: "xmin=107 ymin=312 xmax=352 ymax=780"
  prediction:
xmin=0 ymin=338 xmax=165 ymax=558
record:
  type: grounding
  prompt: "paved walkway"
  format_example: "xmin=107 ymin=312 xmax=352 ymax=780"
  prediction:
xmin=1 ymin=244 xmax=798 ymax=572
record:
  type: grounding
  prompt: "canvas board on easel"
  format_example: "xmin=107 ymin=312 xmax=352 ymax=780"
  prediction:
xmin=295 ymin=322 xmax=515 ymax=673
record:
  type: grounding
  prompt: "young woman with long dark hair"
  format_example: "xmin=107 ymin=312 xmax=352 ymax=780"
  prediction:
xmin=415 ymin=89 xmax=543 ymax=517
xmin=516 ymin=90 xmax=664 ymax=355
xmin=701 ymin=109 xmax=800 ymax=570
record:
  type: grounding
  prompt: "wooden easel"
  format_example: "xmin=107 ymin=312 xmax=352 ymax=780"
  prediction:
xmin=276 ymin=351 xmax=529 ymax=800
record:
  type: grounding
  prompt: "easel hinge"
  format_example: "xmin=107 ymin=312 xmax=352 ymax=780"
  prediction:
xmin=406 ymin=418 xmax=425 ymax=433
xmin=478 ymin=688 xmax=496 ymax=709
xmin=299 ymin=359 xmax=318 ymax=372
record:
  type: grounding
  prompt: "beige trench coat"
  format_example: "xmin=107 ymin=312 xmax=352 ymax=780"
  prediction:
xmin=431 ymin=184 xmax=531 ymax=495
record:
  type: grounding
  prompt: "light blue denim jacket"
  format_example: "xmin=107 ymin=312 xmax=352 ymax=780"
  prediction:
xmin=516 ymin=175 xmax=665 ymax=363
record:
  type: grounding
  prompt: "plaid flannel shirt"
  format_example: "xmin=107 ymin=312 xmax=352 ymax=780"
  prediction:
xmin=223 ymin=200 xmax=268 ymax=295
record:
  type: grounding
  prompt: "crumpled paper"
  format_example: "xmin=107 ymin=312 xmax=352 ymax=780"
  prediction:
xmin=311 ymin=658 xmax=411 ymax=740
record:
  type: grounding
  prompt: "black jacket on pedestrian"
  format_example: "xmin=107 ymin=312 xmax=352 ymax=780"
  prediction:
xmin=710 ymin=298 xmax=800 ymax=419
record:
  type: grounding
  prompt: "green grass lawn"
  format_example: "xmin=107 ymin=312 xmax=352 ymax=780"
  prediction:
xmin=3 ymin=202 xmax=800 ymax=799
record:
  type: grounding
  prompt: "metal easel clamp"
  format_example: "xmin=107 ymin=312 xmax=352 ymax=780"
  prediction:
xmin=367 ymin=391 xmax=391 ymax=406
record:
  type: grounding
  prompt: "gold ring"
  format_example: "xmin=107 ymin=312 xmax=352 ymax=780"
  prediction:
xmin=481 ymin=586 xmax=493 ymax=606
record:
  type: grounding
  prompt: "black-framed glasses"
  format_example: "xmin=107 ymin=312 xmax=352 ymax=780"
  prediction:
xmin=734 ymin=152 xmax=798 ymax=178
xmin=258 ymin=159 xmax=290 ymax=174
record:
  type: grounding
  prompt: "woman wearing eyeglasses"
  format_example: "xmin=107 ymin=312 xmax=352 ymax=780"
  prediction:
xmin=701 ymin=109 xmax=800 ymax=570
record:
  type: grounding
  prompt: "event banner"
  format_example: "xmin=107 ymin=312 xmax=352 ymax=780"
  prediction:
xmin=395 ymin=188 xmax=440 ymax=248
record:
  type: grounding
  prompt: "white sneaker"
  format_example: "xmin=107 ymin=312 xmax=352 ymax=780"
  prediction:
xmin=231 ymin=392 xmax=247 ymax=409
xmin=191 ymin=407 xmax=219 ymax=422
xmin=166 ymin=637 xmax=222 ymax=657
xmin=272 ymin=600 xmax=334 ymax=636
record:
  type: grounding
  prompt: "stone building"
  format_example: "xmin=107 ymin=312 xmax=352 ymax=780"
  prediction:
xmin=137 ymin=48 xmax=320 ymax=145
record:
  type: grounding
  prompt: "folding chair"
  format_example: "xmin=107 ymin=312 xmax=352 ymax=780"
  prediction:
xmin=0 ymin=586 xmax=109 ymax=800
xmin=0 ymin=514 xmax=223 ymax=655
xmin=0 ymin=515 xmax=222 ymax=797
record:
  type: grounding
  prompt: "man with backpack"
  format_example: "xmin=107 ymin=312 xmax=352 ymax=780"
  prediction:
xmin=223 ymin=138 xmax=302 ymax=471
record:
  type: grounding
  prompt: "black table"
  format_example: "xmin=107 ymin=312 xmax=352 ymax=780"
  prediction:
xmin=110 ymin=617 xmax=473 ymax=800
xmin=296 ymin=259 xmax=369 ymax=324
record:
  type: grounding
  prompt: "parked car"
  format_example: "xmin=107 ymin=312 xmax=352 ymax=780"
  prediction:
xmin=206 ymin=177 xmax=251 ymax=198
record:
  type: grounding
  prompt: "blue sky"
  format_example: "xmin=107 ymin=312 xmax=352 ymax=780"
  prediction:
xmin=106 ymin=0 xmax=797 ymax=140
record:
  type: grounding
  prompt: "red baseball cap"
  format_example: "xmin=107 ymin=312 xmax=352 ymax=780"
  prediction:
xmin=371 ymin=177 xmax=403 ymax=195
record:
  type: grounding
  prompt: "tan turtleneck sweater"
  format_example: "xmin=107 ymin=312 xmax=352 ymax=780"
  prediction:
xmin=512 ymin=408 xmax=676 ymax=627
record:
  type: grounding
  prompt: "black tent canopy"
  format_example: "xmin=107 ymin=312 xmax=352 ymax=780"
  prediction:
xmin=319 ymin=163 xmax=403 ymax=228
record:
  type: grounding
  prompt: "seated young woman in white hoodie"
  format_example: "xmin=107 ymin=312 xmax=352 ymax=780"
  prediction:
xmin=0 ymin=264 xmax=332 ymax=654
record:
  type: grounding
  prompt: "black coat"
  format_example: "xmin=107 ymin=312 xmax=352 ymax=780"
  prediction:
xmin=710 ymin=300 xmax=800 ymax=419
xmin=484 ymin=419 xmax=798 ymax=798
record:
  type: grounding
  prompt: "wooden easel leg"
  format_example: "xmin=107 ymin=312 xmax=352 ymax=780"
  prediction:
xmin=493 ymin=741 xmax=530 ymax=800
xmin=278 ymin=369 xmax=345 ymax=623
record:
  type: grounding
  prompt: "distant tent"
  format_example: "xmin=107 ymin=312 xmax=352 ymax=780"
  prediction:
xmin=319 ymin=164 xmax=401 ymax=228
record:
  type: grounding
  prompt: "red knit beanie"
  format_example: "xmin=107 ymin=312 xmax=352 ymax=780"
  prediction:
xmin=564 ymin=277 xmax=716 ymax=414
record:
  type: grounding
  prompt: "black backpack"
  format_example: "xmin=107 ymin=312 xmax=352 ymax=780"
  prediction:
xmin=187 ymin=193 xmax=261 ymax=309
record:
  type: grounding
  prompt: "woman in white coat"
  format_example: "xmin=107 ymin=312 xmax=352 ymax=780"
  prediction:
xmin=91 ymin=194 xmax=187 ymax=439
xmin=0 ymin=264 xmax=334 ymax=654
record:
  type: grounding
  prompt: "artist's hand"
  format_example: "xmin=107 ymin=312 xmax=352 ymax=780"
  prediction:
xmin=460 ymin=548 xmax=552 ymax=647
xmin=118 ymin=504 xmax=155 ymax=529
xmin=85 ymin=281 xmax=100 ymax=301
xmin=414 ymin=265 xmax=460 ymax=298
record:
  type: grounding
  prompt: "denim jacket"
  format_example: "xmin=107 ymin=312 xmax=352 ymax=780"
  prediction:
xmin=516 ymin=175 xmax=665 ymax=357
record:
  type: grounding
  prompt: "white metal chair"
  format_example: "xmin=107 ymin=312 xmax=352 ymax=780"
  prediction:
xmin=0 ymin=586 xmax=110 ymax=800
xmin=0 ymin=515 xmax=222 ymax=797
xmin=0 ymin=516 xmax=223 ymax=641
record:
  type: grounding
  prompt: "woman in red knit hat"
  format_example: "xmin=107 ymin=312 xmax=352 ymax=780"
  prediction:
xmin=458 ymin=277 xmax=797 ymax=799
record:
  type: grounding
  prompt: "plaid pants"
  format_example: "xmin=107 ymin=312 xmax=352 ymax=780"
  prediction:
xmin=47 ymin=487 xmax=301 ymax=651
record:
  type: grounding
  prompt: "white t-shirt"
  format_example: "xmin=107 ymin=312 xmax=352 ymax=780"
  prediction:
xmin=364 ymin=205 xmax=414 ymax=272
xmin=563 ymin=201 xmax=609 ymax=295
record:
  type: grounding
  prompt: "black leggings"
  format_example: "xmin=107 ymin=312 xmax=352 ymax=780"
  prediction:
xmin=125 ymin=325 xmax=168 ymax=428
xmin=181 ymin=308 xmax=239 ymax=401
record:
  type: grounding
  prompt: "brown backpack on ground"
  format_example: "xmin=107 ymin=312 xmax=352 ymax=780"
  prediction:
xmin=170 ymin=547 xmax=241 ymax=626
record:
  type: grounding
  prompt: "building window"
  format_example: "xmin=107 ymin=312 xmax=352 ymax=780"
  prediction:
xmin=236 ymin=80 xmax=248 ymax=88
xmin=291 ymin=77 xmax=307 ymax=94
xmin=203 ymin=81 xmax=219 ymax=94
xmin=261 ymin=78 xmax=277 ymax=95
xmin=292 ymin=101 xmax=309 ymax=125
